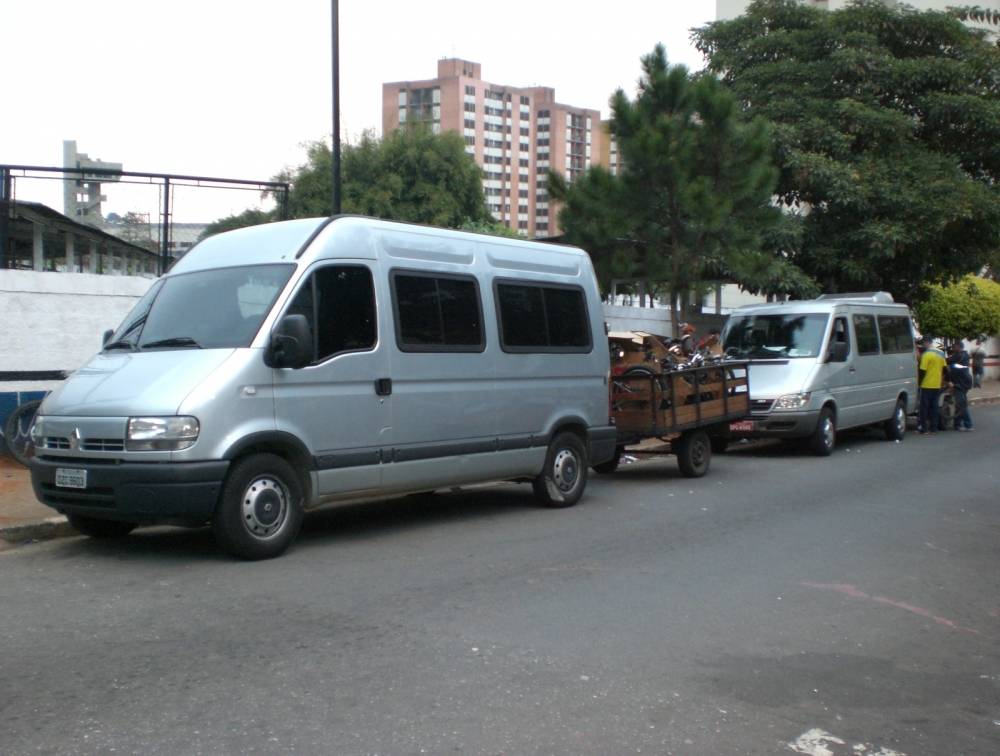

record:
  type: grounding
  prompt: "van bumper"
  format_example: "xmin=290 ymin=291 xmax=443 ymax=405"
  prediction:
xmin=588 ymin=425 xmax=619 ymax=465
xmin=30 ymin=457 xmax=229 ymax=525
xmin=725 ymin=410 xmax=820 ymax=439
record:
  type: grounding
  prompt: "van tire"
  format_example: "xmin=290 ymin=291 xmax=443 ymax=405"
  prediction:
xmin=67 ymin=515 xmax=137 ymax=539
xmin=809 ymin=408 xmax=836 ymax=456
xmin=676 ymin=430 xmax=711 ymax=478
xmin=213 ymin=453 xmax=304 ymax=560
xmin=592 ymin=445 xmax=623 ymax=474
xmin=533 ymin=432 xmax=588 ymax=508
xmin=884 ymin=399 xmax=906 ymax=441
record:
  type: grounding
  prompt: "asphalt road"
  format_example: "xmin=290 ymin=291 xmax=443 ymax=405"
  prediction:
xmin=2 ymin=408 xmax=999 ymax=755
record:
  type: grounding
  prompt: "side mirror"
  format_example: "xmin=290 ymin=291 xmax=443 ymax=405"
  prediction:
xmin=102 ymin=329 xmax=114 ymax=346
xmin=265 ymin=314 xmax=313 ymax=369
xmin=827 ymin=340 xmax=849 ymax=363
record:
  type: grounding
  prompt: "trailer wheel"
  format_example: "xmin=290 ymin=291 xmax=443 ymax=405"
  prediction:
xmin=533 ymin=431 xmax=588 ymax=508
xmin=676 ymin=430 xmax=711 ymax=478
xmin=592 ymin=445 xmax=624 ymax=474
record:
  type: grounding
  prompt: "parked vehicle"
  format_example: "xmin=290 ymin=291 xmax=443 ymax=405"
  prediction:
xmin=718 ymin=293 xmax=918 ymax=455
xmin=597 ymin=331 xmax=750 ymax=477
xmin=28 ymin=217 xmax=617 ymax=558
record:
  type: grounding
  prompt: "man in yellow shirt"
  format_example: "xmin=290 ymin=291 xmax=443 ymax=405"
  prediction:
xmin=918 ymin=337 xmax=947 ymax=434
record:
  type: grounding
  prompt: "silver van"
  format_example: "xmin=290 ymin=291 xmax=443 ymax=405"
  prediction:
xmin=719 ymin=293 xmax=917 ymax=455
xmin=28 ymin=217 xmax=617 ymax=558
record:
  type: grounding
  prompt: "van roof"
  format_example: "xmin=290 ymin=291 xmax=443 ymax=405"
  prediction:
xmin=732 ymin=296 xmax=910 ymax=316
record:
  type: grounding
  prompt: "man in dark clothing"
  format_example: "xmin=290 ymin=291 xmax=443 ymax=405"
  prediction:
xmin=948 ymin=343 xmax=974 ymax=431
xmin=971 ymin=344 xmax=985 ymax=388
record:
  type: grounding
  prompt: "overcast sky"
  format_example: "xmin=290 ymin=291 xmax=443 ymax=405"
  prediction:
xmin=3 ymin=1 xmax=717 ymax=222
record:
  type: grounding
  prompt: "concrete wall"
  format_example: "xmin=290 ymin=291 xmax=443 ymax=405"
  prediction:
xmin=0 ymin=270 xmax=153 ymax=393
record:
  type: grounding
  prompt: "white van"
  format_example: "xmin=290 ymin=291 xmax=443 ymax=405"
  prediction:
xmin=719 ymin=293 xmax=918 ymax=455
xmin=29 ymin=217 xmax=617 ymax=558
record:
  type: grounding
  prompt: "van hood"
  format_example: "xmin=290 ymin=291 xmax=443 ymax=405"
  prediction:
xmin=41 ymin=349 xmax=237 ymax=417
xmin=746 ymin=359 xmax=816 ymax=400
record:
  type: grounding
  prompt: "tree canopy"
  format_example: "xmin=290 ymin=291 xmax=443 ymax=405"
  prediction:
xmin=914 ymin=275 xmax=1000 ymax=340
xmin=695 ymin=0 xmax=1000 ymax=303
xmin=203 ymin=127 xmax=492 ymax=237
xmin=550 ymin=44 xmax=816 ymax=327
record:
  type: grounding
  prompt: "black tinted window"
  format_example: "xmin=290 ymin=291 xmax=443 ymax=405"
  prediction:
xmin=877 ymin=315 xmax=914 ymax=353
xmin=392 ymin=272 xmax=483 ymax=351
xmin=288 ymin=265 xmax=376 ymax=363
xmin=853 ymin=314 xmax=880 ymax=355
xmin=497 ymin=282 xmax=591 ymax=352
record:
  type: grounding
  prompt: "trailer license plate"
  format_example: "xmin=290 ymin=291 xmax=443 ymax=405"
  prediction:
xmin=55 ymin=468 xmax=87 ymax=489
xmin=730 ymin=420 xmax=755 ymax=433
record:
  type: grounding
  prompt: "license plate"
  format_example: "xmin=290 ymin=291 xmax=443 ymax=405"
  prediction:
xmin=55 ymin=468 xmax=87 ymax=489
xmin=730 ymin=420 xmax=755 ymax=433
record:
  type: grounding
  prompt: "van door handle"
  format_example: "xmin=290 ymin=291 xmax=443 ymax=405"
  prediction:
xmin=375 ymin=378 xmax=392 ymax=396
xmin=849 ymin=366 xmax=857 ymax=373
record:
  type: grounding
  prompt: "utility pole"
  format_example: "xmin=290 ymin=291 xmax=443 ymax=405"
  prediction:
xmin=331 ymin=0 xmax=342 ymax=216
xmin=0 ymin=168 xmax=10 ymax=269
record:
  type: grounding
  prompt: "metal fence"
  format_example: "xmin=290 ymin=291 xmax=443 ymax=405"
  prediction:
xmin=0 ymin=164 xmax=290 ymax=276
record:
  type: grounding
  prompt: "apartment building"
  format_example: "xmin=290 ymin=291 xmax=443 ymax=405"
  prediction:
xmin=382 ymin=59 xmax=607 ymax=237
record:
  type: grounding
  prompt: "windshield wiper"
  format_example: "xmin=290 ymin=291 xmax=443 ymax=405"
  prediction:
xmin=103 ymin=339 xmax=138 ymax=352
xmin=142 ymin=337 xmax=202 ymax=349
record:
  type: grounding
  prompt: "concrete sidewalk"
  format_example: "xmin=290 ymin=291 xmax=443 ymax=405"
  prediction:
xmin=3 ymin=380 xmax=999 ymax=548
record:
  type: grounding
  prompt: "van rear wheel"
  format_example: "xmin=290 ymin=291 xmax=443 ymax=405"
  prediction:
xmin=533 ymin=432 xmax=588 ymax=508
xmin=213 ymin=453 xmax=304 ymax=560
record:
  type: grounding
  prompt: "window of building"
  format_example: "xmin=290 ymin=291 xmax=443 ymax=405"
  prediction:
xmin=465 ymin=85 xmax=475 ymax=95
xmin=464 ymin=135 xmax=475 ymax=146
xmin=538 ymin=110 xmax=549 ymax=118
xmin=495 ymin=282 xmax=591 ymax=353
xmin=464 ymin=118 xmax=476 ymax=129
xmin=286 ymin=265 xmax=376 ymax=363
xmin=520 ymin=95 xmax=529 ymax=105
xmin=853 ymin=314 xmax=880 ymax=355
xmin=391 ymin=271 xmax=484 ymax=352
xmin=464 ymin=101 xmax=476 ymax=112
xmin=520 ymin=127 xmax=530 ymax=136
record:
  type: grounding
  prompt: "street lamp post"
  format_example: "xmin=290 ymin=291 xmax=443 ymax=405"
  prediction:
xmin=331 ymin=0 xmax=342 ymax=216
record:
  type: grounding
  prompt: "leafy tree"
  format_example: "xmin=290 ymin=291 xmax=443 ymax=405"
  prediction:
xmin=277 ymin=128 xmax=492 ymax=227
xmin=914 ymin=275 xmax=1000 ymax=340
xmin=695 ymin=0 xmax=1000 ymax=303
xmin=204 ymin=128 xmax=492 ymax=237
xmin=551 ymin=45 xmax=816 ymax=330
xmin=459 ymin=220 xmax=522 ymax=238
xmin=199 ymin=208 xmax=275 ymax=241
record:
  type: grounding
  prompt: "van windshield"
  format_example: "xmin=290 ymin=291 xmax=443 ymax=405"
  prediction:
xmin=722 ymin=313 xmax=830 ymax=359
xmin=105 ymin=264 xmax=295 ymax=351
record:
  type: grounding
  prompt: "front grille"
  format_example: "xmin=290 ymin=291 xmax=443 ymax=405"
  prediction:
xmin=81 ymin=438 xmax=125 ymax=452
xmin=750 ymin=399 xmax=774 ymax=412
xmin=43 ymin=437 xmax=71 ymax=450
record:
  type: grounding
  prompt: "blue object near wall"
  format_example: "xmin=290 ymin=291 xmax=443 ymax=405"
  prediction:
xmin=0 ymin=391 xmax=48 ymax=455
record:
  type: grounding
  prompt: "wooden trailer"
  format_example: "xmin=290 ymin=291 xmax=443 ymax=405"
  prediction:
xmin=598 ymin=332 xmax=750 ymax=477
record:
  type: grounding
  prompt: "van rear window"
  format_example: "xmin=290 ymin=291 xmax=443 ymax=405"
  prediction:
xmin=496 ymin=282 xmax=591 ymax=353
xmin=877 ymin=315 xmax=915 ymax=353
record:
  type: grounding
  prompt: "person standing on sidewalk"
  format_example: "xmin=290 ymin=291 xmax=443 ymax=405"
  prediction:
xmin=971 ymin=343 xmax=985 ymax=388
xmin=918 ymin=337 xmax=947 ymax=435
xmin=948 ymin=342 xmax=974 ymax=431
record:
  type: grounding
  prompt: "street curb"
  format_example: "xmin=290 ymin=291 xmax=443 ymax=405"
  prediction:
xmin=969 ymin=395 xmax=1000 ymax=407
xmin=0 ymin=516 xmax=76 ymax=545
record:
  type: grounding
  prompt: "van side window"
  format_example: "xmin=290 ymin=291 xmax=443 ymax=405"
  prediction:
xmin=853 ymin=314 xmax=880 ymax=355
xmin=832 ymin=316 xmax=851 ymax=354
xmin=391 ymin=271 xmax=484 ymax=352
xmin=496 ymin=281 xmax=591 ymax=352
xmin=287 ymin=265 xmax=376 ymax=363
xmin=877 ymin=315 xmax=914 ymax=353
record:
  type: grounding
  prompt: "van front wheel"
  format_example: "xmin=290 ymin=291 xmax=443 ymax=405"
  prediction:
xmin=213 ymin=453 xmax=304 ymax=560
xmin=533 ymin=432 xmax=588 ymax=508
xmin=809 ymin=408 xmax=836 ymax=456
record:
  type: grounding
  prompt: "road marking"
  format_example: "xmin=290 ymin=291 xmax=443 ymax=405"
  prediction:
xmin=788 ymin=728 xmax=906 ymax=756
xmin=800 ymin=582 xmax=981 ymax=635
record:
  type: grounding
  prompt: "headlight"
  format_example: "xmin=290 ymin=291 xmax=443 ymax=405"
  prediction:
xmin=773 ymin=392 xmax=812 ymax=411
xmin=29 ymin=416 xmax=45 ymax=444
xmin=126 ymin=416 xmax=200 ymax=451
